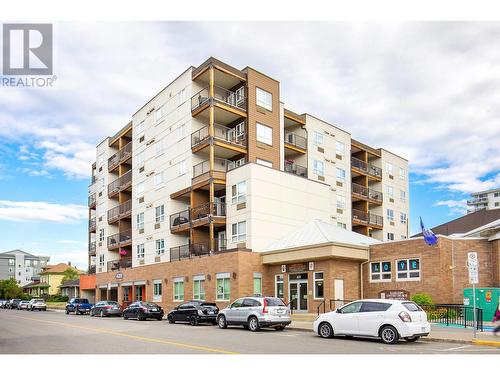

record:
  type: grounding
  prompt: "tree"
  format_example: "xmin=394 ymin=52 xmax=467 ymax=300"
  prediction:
xmin=0 ymin=279 xmax=26 ymax=299
xmin=61 ymin=268 xmax=79 ymax=284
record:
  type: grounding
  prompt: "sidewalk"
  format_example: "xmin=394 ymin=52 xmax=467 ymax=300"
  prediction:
xmin=288 ymin=315 xmax=500 ymax=347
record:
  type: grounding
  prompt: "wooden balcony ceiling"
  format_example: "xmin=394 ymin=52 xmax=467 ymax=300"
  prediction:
xmin=109 ymin=121 xmax=132 ymax=147
xmin=284 ymin=108 xmax=306 ymax=126
xmin=351 ymin=139 xmax=381 ymax=158
xmin=192 ymin=57 xmax=247 ymax=84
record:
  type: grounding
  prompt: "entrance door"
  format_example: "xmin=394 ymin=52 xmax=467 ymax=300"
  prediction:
xmin=217 ymin=231 xmax=226 ymax=250
xmin=289 ymin=273 xmax=308 ymax=312
xmin=333 ymin=279 xmax=344 ymax=310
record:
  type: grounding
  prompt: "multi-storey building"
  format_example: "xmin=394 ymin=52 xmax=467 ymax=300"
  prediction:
xmin=88 ymin=57 xmax=409 ymax=310
xmin=0 ymin=249 xmax=50 ymax=286
xmin=467 ymin=187 xmax=500 ymax=213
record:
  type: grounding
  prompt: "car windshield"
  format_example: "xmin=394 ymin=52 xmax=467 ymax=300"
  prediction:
xmin=76 ymin=299 xmax=89 ymax=304
xmin=402 ymin=302 xmax=422 ymax=312
xmin=200 ymin=302 xmax=216 ymax=307
xmin=34 ymin=300 xmax=44 ymax=303
xmin=265 ymin=298 xmax=285 ymax=307
xmin=144 ymin=303 xmax=158 ymax=308
xmin=108 ymin=302 xmax=119 ymax=306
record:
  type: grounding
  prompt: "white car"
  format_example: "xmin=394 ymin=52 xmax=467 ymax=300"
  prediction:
xmin=17 ymin=300 xmax=30 ymax=310
xmin=28 ymin=299 xmax=47 ymax=311
xmin=313 ymin=299 xmax=430 ymax=344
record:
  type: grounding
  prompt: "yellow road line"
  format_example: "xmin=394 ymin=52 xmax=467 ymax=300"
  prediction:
xmin=13 ymin=315 xmax=239 ymax=354
xmin=472 ymin=339 xmax=500 ymax=348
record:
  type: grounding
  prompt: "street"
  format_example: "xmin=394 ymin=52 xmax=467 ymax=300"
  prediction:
xmin=0 ymin=309 xmax=498 ymax=354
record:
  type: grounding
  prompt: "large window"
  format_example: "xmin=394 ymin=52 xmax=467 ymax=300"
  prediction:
xmin=153 ymin=280 xmax=162 ymax=302
xmin=155 ymin=139 xmax=166 ymax=156
xmin=256 ymin=123 xmax=273 ymax=145
xmin=387 ymin=209 xmax=394 ymax=222
xmin=370 ymin=261 xmax=391 ymax=282
xmin=136 ymin=212 xmax=144 ymax=230
xmin=312 ymin=131 xmax=324 ymax=146
xmin=337 ymin=195 xmax=346 ymax=209
xmin=136 ymin=244 xmax=145 ymax=259
xmin=155 ymin=239 xmax=165 ymax=255
xmin=136 ymin=182 xmax=145 ymax=197
xmin=387 ymin=186 xmax=394 ymax=198
xmin=387 ymin=232 xmax=395 ymax=241
xmin=135 ymin=121 xmax=145 ymax=136
xmin=154 ymin=171 xmax=164 ymax=187
xmin=231 ymin=181 xmax=247 ymax=204
xmin=176 ymin=123 xmax=186 ymax=141
xmin=314 ymin=272 xmax=324 ymax=299
xmin=397 ymin=259 xmax=420 ymax=280
xmin=99 ymin=228 xmax=105 ymax=242
xmin=400 ymin=212 xmax=407 ymax=224
xmin=231 ymin=221 xmax=246 ymax=243
xmin=256 ymin=88 xmax=272 ymax=110
xmin=275 ymin=275 xmax=284 ymax=298
xmin=399 ymin=167 xmax=406 ymax=180
xmin=313 ymin=160 xmax=324 ymax=176
xmin=400 ymin=190 xmax=406 ymax=203
xmin=8 ymin=259 xmax=14 ymax=266
xmin=335 ymin=141 xmax=345 ymax=156
xmin=216 ymin=273 xmax=231 ymax=301
xmin=136 ymin=150 xmax=145 ymax=165
xmin=178 ymin=160 xmax=186 ymax=176
xmin=253 ymin=273 xmax=262 ymax=295
xmin=193 ymin=276 xmax=206 ymax=300
xmin=386 ymin=162 xmax=393 ymax=176
xmin=173 ymin=278 xmax=184 ymax=301
xmin=336 ymin=168 xmax=346 ymax=183
xmin=99 ymin=254 xmax=105 ymax=267
xmin=155 ymin=205 xmax=165 ymax=223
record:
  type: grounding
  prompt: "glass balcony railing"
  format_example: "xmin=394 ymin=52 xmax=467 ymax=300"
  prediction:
xmin=191 ymin=123 xmax=246 ymax=148
xmin=191 ymin=86 xmax=247 ymax=112
xmin=284 ymin=131 xmax=307 ymax=150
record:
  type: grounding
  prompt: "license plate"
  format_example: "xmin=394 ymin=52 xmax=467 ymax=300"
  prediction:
xmin=151 ymin=308 xmax=158 ymax=312
xmin=209 ymin=311 xmax=215 ymax=314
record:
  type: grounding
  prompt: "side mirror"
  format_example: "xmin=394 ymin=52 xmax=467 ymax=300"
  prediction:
xmin=336 ymin=309 xmax=341 ymax=313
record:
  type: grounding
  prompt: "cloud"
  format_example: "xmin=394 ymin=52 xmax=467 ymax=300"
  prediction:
xmin=0 ymin=200 xmax=87 ymax=223
xmin=435 ymin=199 xmax=468 ymax=216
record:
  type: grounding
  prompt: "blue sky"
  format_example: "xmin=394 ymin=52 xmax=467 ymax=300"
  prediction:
xmin=1 ymin=22 xmax=499 ymax=269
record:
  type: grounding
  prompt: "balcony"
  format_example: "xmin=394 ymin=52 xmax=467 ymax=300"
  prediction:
xmin=108 ymin=170 xmax=132 ymax=198
xmin=88 ymin=193 xmax=96 ymax=209
xmin=89 ymin=241 xmax=96 ymax=256
xmin=351 ymin=157 xmax=382 ymax=180
xmin=170 ymin=240 xmax=228 ymax=261
xmin=192 ymin=158 xmax=231 ymax=186
xmin=191 ymin=123 xmax=247 ymax=156
xmin=107 ymin=229 xmax=132 ymax=250
xmin=89 ymin=217 xmax=96 ymax=233
xmin=107 ymin=258 xmax=132 ymax=271
xmin=108 ymin=141 xmax=132 ymax=172
xmin=467 ymin=197 xmax=489 ymax=205
xmin=369 ymin=213 xmax=384 ymax=228
xmin=191 ymin=86 xmax=247 ymax=114
xmin=351 ymin=183 xmax=383 ymax=204
xmin=88 ymin=265 xmax=96 ymax=274
xmin=284 ymin=131 xmax=307 ymax=153
xmin=107 ymin=200 xmax=132 ymax=224
xmin=352 ymin=209 xmax=384 ymax=229
xmin=170 ymin=202 xmax=226 ymax=233
xmin=284 ymin=162 xmax=307 ymax=178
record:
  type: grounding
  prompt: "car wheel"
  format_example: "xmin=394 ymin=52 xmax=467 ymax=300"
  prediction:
xmin=157 ymin=316 xmax=163 ymax=321
xmin=189 ymin=315 xmax=198 ymax=326
xmin=100 ymin=310 xmax=104 ymax=318
xmin=43 ymin=308 xmax=46 ymax=311
xmin=318 ymin=322 xmax=334 ymax=338
xmin=137 ymin=312 xmax=144 ymax=321
xmin=65 ymin=309 xmax=69 ymax=315
xmin=404 ymin=336 xmax=420 ymax=342
xmin=167 ymin=315 xmax=174 ymax=324
xmin=248 ymin=316 xmax=260 ymax=332
xmin=217 ymin=315 xmax=227 ymax=329
xmin=274 ymin=325 xmax=286 ymax=331
xmin=123 ymin=314 xmax=128 ymax=320
xmin=380 ymin=325 xmax=399 ymax=345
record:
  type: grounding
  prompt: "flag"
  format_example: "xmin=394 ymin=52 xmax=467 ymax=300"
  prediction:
xmin=420 ymin=216 xmax=438 ymax=246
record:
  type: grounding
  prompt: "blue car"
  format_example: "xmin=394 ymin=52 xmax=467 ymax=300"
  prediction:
xmin=65 ymin=298 xmax=94 ymax=315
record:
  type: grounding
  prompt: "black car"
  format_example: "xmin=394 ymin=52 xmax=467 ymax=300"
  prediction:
xmin=167 ymin=300 xmax=219 ymax=326
xmin=8 ymin=299 xmax=21 ymax=309
xmin=123 ymin=301 xmax=164 ymax=321
xmin=90 ymin=301 xmax=123 ymax=317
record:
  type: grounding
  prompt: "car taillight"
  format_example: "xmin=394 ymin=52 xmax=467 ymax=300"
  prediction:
xmin=262 ymin=299 xmax=268 ymax=314
xmin=105 ymin=306 xmax=111 ymax=309
xmin=142 ymin=307 xmax=148 ymax=312
xmin=399 ymin=311 xmax=412 ymax=322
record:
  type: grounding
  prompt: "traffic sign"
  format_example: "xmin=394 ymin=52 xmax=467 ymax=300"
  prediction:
xmin=467 ymin=252 xmax=479 ymax=284
xmin=467 ymin=252 xmax=478 ymax=267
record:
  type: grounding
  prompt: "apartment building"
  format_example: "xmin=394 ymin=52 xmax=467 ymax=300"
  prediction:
xmin=88 ymin=57 xmax=409 ymax=310
xmin=0 ymin=249 xmax=50 ymax=286
xmin=467 ymin=187 xmax=500 ymax=213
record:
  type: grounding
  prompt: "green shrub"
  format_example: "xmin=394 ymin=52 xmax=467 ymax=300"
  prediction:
xmin=411 ymin=293 xmax=434 ymax=306
xmin=46 ymin=294 xmax=69 ymax=302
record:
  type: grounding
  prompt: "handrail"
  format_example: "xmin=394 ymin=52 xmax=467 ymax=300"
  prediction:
xmin=351 ymin=157 xmax=382 ymax=178
xmin=107 ymin=170 xmax=132 ymax=196
xmin=284 ymin=131 xmax=307 ymax=150
xmin=108 ymin=141 xmax=132 ymax=170
xmin=88 ymin=193 xmax=96 ymax=207
xmin=170 ymin=202 xmax=226 ymax=229
xmin=192 ymin=157 xmax=231 ymax=178
xmin=191 ymin=85 xmax=247 ymax=111
xmin=191 ymin=123 xmax=246 ymax=148
xmin=317 ymin=300 xmax=326 ymax=316
xmin=286 ymin=298 xmax=297 ymax=315
xmin=284 ymin=162 xmax=307 ymax=178
xmin=169 ymin=240 xmax=228 ymax=261
xmin=420 ymin=304 xmax=483 ymax=331
xmin=107 ymin=229 xmax=132 ymax=248
xmin=107 ymin=200 xmax=132 ymax=222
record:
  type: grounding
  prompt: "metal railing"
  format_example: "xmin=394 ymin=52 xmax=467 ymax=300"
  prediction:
xmin=351 ymin=157 xmax=382 ymax=178
xmin=191 ymin=123 xmax=246 ymax=148
xmin=284 ymin=131 xmax=307 ymax=150
xmin=352 ymin=209 xmax=368 ymax=223
xmin=284 ymin=162 xmax=307 ymax=178
xmin=170 ymin=208 xmax=190 ymax=230
xmin=88 ymin=265 xmax=96 ymax=274
xmin=169 ymin=239 xmax=228 ymax=261
xmin=420 ymin=304 xmax=483 ymax=331
xmin=107 ymin=200 xmax=132 ymax=222
xmin=88 ymin=193 xmax=96 ymax=208
xmin=369 ymin=212 xmax=384 ymax=227
xmin=107 ymin=170 xmax=132 ymax=196
xmin=89 ymin=217 xmax=96 ymax=232
xmin=107 ymin=258 xmax=133 ymax=271
xmin=191 ymin=86 xmax=247 ymax=112
xmin=352 ymin=183 xmax=383 ymax=204
xmin=170 ymin=202 xmax=226 ymax=230
xmin=89 ymin=241 xmax=96 ymax=255
xmin=467 ymin=197 xmax=489 ymax=205
xmin=108 ymin=141 xmax=132 ymax=171
xmin=193 ymin=157 xmax=231 ymax=178
xmin=368 ymin=188 xmax=383 ymax=203
xmin=107 ymin=229 xmax=132 ymax=249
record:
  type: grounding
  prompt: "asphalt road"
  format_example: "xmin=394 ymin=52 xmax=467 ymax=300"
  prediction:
xmin=0 ymin=309 xmax=498 ymax=354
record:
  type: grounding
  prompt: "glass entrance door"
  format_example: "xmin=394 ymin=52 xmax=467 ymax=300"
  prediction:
xmin=289 ymin=273 xmax=308 ymax=312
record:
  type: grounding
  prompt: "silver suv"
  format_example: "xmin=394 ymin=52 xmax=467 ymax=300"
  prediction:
xmin=217 ymin=296 xmax=291 ymax=332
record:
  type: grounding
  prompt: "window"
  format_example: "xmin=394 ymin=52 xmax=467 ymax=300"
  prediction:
xmin=231 ymin=181 xmax=246 ymax=204
xmin=33 ymin=260 xmax=38 ymax=266
xmin=399 ymin=167 xmax=406 ymax=180
xmin=153 ymin=280 xmax=162 ymax=302
xmin=400 ymin=190 xmax=406 ymax=203
xmin=256 ymin=88 xmax=272 ymax=110
xmin=256 ymin=158 xmax=272 ymax=168
xmin=137 ymin=244 xmax=145 ymax=259
xmin=313 ymin=160 xmax=324 ymax=176
xmin=99 ymin=229 xmax=104 ymax=242
xmin=336 ymin=168 xmax=346 ymax=183
xmin=173 ymin=278 xmax=184 ymax=301
xmin=401 ymin=235 xmax=407 ymax=239
xmin=387 ymin=232 xmax=395 ymax=241
xmin=387 ymin=186 xmax=394 ymax=198
xmin=99 ymin=254 xmax=105 ymax=267
xmin=231 ymin=221 xmax=246 ymax=243
xmin=360 ymin=302 xmax=391 ymax=312
xmin=176 ymin=123 xmax=186 ymax=141
xmin=155 ymin=139 xmax=166 ymax=156
xmin=400 ymin=212 xmax=407 ymax=224
xmin=136 ymin=150 xmax=145 ymax=165
xmin=178 ymin=160 xmax=186 ymax=176
xmin=337 ymin=222 xmax=346 ymax=230
xmin=275 ymin=275 xmax=284 ymax=298
xmin=136 ymin=212 xmax=144 ymax=230
xmin=25 ymin=259 xmax=31 ymax=267
xmin=154 ymin=107 xmax=164 ymax=123
xmin=135 ymin=121 xmax=145 ymax=135
xmin=123 ymin=287 xmax=130 ymax=302
xmin=253 ymin=273 xmax=262 ymax=295
xmin=495 ymin=192 xmax=500 ymax=198
xmin=155 ymin=239 xmax=165 ymax=255
xmin=155 ymin=205 xmax=165 ymax=223
xmin=8 ymin=259 xmax=14 ymax=266
xmin=216 ymin=273 xmax=230 ymax=301
xmin=177 ymin=88 xmax=186 ymax=105
xmin=314 ymin=272 xmax=324 ymax=299
xmin=337 ymin=195 xmax=346 ymax=209
xmin=154 ymin=171 xmax=164 ymax=187
xmin=256 ymin=123 xmax=273 ymax=145
xmin=335 ymin=141 xmax=345 ymax=156
xmin=397 ymin=259 xmax=420 ymax=280
xmin=340 ymin=302 xmax=362 ymax=314
xmin=386 ymin=162 xmax=393 ymax=176
xmin=193 ymin=276 xmax=206 ymax=300
xmin=136 ymin=182 xmax=145 ymax=197
xmin=312 ymin=131 xmax=324 ymax=146
xmin=387 ymin=209 xmax=394 ymax=222
xmin=370 ymin=261 xmax=391 ymax=282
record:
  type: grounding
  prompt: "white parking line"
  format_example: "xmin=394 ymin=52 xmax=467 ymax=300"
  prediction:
xmin=442 ymin=345 xmax=472 ymax=351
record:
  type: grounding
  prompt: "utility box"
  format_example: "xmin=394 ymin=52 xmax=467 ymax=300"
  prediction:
xmin=463 ymin=288 xmax=500 ymax=322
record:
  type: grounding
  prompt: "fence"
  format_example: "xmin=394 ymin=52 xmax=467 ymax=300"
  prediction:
xmin=420 ymin=304 xmax=483 ymax=331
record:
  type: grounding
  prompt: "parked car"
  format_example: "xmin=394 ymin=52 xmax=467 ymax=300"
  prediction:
xmin=217 ymin=296 xmax=291 ymax=332
xmin=123 ymin=301 xmax=164 ymax=321
xmin=90 ymin=301 xmax=122 ymax=317
xmin=65 ymin=298 xmax=94 ymax=315
xmin=28 ymin=299 xmax=47 ymax=311
xmin=0 ymin=300 xmax=6 ymax=308
xmin=17 ymin=300 xmax=30 ymax=310
xmin=8 ymin=299 xmax=21 ymax=309
xmin=313 ymin=299 xmax=431 ymax=344
xmin=167 ymin=300 xmax=219 ymax=326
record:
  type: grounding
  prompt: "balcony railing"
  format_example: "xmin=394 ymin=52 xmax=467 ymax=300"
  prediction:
xmin=88 ymin=265 xmax=96 ymax=275
xmin=368 ymin=188 xmax=383 ymax=203
xmin=89 ymin=217 xmax=96 ymax=232
xmin=352 ymin=209 xmax=368 ymax=223
xmin=107 ymin=200 xmax=132 ymax=223
xmin=88 ymin=193 xmax=96 ymax=208
xmin=107 ymin=258 xmax=132 ymax=271
xmin=191 ymin=86 xmax=247 ymax=112
xmin=351 ymin=157 xmax=382 ymax=178
xmin=193 ymin=158 xmax=231 ymax=179
xmin=284 ymin=162 xmax=307 ymax=178
xmin=369 ymin=213 xmax=384 ymax=227
xmin=170 ymin=240 xmax=228 ymax=261
xmin=107 ymin=229 xmax=132 ymax=249
xmin=467 ymin=197 xmax=489 ymax=205
xmin=170 ymin=202 xmax=226 ymax=230
xmin=191 ymin=123 xmax=246 ymax=149
xmin=169 ymin=208 xmax=190 ymax=230
xmin=108 ymin=141 xmax=132 ymax=171
xmin=89 ymin=241 xmax=96 ymax=255
xmin=108 ymin=170 xmax=132 ymax=197
xmin=352 ymin=209 xmax=384 ymax=227
xmin=351 ymin=183 xmax=383 ymax=203
xmin=284 ymin=131 xmax=307 ymax=150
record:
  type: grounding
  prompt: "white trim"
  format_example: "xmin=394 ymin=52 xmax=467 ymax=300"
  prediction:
xmin=216 ymin=272 xmax=230 ymax=279
xmin=313 ymin=271 xmax=324 ymax=300
xmin=396 ymin=258 xmax=421 ymax=282
xmin=369 ymin=261 xmax=392 ymax=283
xmin=274 ymin=274 xmax=284 ymax=298
xmin=134 ymin=280 xmax=146 ymax=286
xmin=173 ymin=276 xmax=184 ymax=282
xmin=193 ymin=275 xmax=205 ymax=281
xmin=120 ymin=282 xmax=132 ymax=287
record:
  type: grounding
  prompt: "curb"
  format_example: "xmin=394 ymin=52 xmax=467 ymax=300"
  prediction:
xmin=472 ymin=339 xmax=500 ymax=348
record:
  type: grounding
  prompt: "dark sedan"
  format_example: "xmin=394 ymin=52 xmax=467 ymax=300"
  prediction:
xmin=167 ymin=300 xmax=218 ymax=326
xmin=90 ymin=301 xmax=122 ymax=317
xmin=123 ymin=301 xmax=164 ymax=321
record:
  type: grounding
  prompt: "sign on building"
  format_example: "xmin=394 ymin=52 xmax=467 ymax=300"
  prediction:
xmin=467 ymin=252 xmax=479 ymax=284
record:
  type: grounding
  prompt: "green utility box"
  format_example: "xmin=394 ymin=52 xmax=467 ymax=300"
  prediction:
xmin=463 ymin=288 xmax=500 ymax=322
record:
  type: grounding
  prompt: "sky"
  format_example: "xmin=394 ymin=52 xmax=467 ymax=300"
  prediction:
xmin=1 ymin=22 xmax=499 ymax=270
